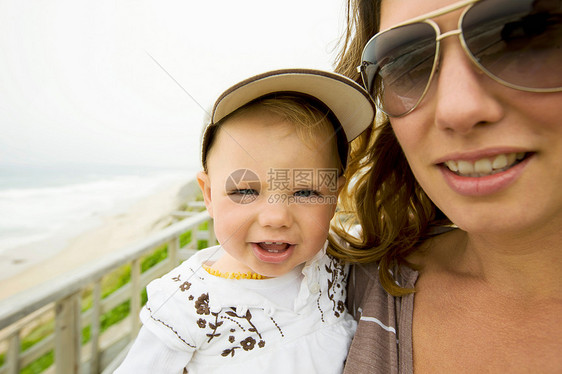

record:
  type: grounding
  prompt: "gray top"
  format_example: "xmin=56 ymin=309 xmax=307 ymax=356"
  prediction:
xmin=343 ymin=261 xmax=419 ymax=374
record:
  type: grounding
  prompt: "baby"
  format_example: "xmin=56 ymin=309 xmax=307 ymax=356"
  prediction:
xmin=116 ymin=69 xmax=375 ymax=373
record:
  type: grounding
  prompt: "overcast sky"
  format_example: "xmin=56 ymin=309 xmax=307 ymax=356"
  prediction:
xmin=0 ymin=1 xmax=346 ymax=169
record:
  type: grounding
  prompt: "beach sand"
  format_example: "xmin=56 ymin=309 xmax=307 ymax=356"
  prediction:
xmin=0 ymin=179 xmax=201 ymax=300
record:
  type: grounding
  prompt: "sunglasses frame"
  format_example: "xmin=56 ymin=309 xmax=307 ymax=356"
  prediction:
xmin=359 ymin=0 xmax=562 ymax=117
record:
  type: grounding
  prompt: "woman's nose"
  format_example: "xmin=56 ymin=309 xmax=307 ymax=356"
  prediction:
xmin=431 ymin=39 xmax=504 ymax=133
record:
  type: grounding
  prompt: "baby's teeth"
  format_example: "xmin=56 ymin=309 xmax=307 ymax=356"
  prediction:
xmin=492 ymin=154 xmax=508 ymax=169
xmin=264 ymin=242 xmax=273 ymax=244
xmin=474 ymin=158 xmax=492 ymax=174
xmin=457 ymin=160 xmax=474 ymax=174
xmin=516 ymin=152 xmax=525 ymax=160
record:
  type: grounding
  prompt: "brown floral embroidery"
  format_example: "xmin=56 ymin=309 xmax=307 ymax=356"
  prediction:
xmin=206 ymin=312 xmax=222 ymax=342
xmin=221 ymin=347 xmax=239 ymax=357
xmin=180 ymin=281 xmax=191 ymax=292
xmin=268 ymin=316 xmax=284 ymax=338
xmin=225 ymin=309 xmax=262 ymax=339
xmin=170 ymin=269 xmax=284 ymax=359
xmin=316 ymin=290 xmax=325 ymax=322
xmin=322 ymin=256 xmax=348 ymax=318
xmin=195 ymin=294 xmax=210 ymax=315
xmin=337 ymin=300 xmax=345 ymax=313
xmin=212 ymin=308 xmax=270 ymax=357
xmin=240 ymin=337 xmax=256 ymax=351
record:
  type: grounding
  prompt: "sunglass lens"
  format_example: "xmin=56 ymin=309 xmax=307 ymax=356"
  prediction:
xmin=362 ymin=22 xmax=437 ymax=116
xmin=463 ymin=0 xmax=562 ymax=91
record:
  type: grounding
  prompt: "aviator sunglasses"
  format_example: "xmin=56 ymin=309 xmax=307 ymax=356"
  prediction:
xmin=358 ymin=0 xmax=562 ymax=117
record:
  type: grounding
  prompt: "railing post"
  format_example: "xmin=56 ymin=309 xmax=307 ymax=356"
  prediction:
xmin=130 ymin=259 xmax=141 ymax=337
xmin=169 ymin=237 xmax=179 ymax=268
xmin=190 ymin=227 xmax=198 ymax=249
xmin=0 ymin=210 xmax=212 ymax=374
xmin=55 ymin=293 xmax=81 ymax=374
xmin=6 ymin=331 xmax=20 ymax=374
xmin=89 ymin=281 xmax=102 ymax=374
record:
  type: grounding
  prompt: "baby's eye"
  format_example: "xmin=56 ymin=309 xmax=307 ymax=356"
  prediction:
xmin=229 ymin=189 xmax=258 ymax=196
xmin=228 ymin=189 xmax=258 ymax=204
xmin=293 ymin=189 xmax=320 ymax=198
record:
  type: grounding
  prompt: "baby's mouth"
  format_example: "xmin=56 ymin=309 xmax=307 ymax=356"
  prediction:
xmin=251 ymin=242 xmax=295 ymax=264
xmin=257 ymin=242 xmax=291 ymax=253
xmin=443 ymin=152 xmax=528 ymax=177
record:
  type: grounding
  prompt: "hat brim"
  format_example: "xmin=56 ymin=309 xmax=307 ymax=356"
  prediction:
xmin=211 ymin=69 xmax=375 ymax=141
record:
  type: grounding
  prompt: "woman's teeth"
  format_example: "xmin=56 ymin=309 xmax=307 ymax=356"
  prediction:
xmin=444 ymin=152 xmax=525 ymax=177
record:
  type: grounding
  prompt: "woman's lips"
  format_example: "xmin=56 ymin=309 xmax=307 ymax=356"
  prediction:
xmin=251 ymin=242 xmax=294 ymax=263
xmin=439 ymin=154 xmax=532 ymax=196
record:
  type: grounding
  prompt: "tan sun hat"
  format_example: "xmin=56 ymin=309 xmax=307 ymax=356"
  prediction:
xmin=202 ymin=68 xmax=376 ymax=168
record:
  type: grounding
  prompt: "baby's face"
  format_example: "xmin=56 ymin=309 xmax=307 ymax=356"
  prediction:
xmin=198 ymin=110 xmax=343 ymax=277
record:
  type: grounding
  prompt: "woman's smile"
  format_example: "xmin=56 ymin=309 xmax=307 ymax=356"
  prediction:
xmin=439 ymin=154 xmax=531 ymax=196
xmin=442 ymin=152 xmax=527 ymax=177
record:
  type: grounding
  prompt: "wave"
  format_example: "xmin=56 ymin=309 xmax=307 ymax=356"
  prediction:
xmin=0 ymin=168 xmax=194 ymax=254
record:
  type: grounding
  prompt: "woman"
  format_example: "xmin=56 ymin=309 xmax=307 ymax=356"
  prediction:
xmin=330 ymin=0 xmax=562 ymax=372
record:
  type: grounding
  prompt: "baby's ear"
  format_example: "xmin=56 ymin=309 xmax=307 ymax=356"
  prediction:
xmin=196 ymin=171 xmax=214 ymax=218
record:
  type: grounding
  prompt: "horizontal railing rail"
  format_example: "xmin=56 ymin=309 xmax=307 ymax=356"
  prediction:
xmin=0 ymin=210 xmax=216 ymax=374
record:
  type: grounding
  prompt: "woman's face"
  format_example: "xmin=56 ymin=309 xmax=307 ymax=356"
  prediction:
xmin=380 ymin=0 xmax=562 ymax=237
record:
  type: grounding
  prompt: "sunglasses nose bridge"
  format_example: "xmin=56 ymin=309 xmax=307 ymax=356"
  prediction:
xmin=434 ymin=28 xmax=467 ymax=69
xmin=436 ymin=28 xmax=461 ymax=42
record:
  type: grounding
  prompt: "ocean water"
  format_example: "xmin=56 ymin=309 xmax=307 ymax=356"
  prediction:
xmin=0 ymin=164 xmax=196 ymax=255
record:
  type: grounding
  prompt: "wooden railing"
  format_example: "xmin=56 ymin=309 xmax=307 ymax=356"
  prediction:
xmin=0 ymin=210 xmax=216 ymax=374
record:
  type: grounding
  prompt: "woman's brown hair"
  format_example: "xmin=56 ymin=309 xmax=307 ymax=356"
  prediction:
xmin=328 ymin=0 xmax=451 ymax=295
